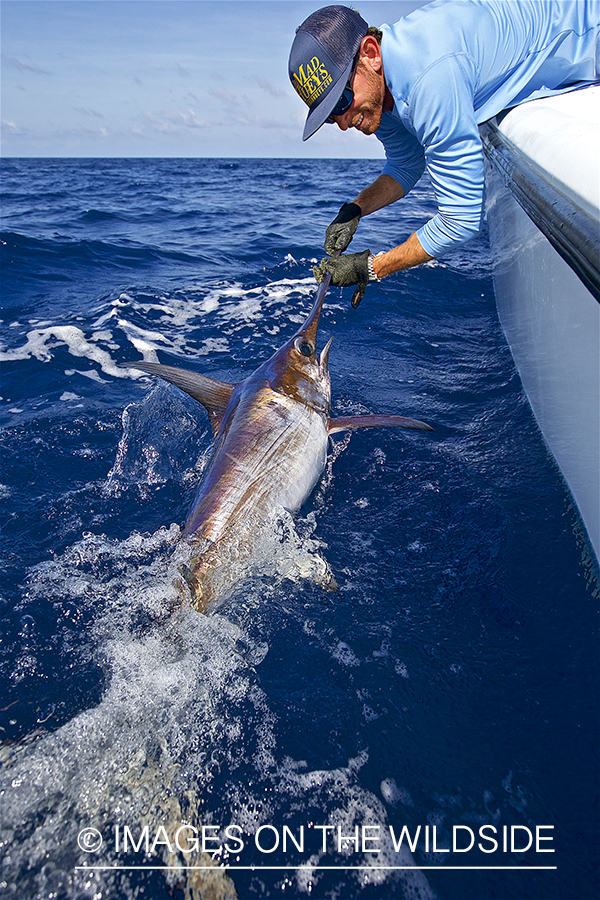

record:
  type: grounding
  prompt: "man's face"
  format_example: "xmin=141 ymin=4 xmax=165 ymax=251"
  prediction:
xmin=331 ymin=55 xmax=386 ymax=135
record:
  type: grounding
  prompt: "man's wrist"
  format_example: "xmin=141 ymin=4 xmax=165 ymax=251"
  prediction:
xmin=367 ymin=254 xmax=380 ymax=282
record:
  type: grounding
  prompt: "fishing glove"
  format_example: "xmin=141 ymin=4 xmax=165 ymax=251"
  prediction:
xmin=324 ymin=202 xmax=362 ymax=255
xmin=313 ymin=249 xmax=378 ymax=308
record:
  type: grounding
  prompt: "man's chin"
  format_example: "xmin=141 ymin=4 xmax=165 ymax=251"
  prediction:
xmin=364 ymin=114 xmax=382 ymax=135
xmin=354 ymin=115 xmax=381 ymax=135
xmin=353 ymin=99 xmax=383 ymax=134
xmin=365 ymin=104 xmax=383 ymax=134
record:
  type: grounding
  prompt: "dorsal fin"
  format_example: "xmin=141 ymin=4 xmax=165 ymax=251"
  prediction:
xmin=120 ymin=361 xmax=236 ymax=436
xmin=328 ymin=414 xmax=433 ymax=434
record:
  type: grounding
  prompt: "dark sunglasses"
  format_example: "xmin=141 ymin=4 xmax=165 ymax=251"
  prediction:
xmin=326 ymin=54 xmax=359 ymax=123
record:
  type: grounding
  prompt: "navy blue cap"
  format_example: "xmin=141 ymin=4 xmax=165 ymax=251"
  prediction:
xmin=289 ymin=6 xmax=368 ymax=141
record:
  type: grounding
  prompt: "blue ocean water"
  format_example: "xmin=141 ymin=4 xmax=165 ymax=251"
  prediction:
xmin=1 ymin=157 xmax=598 ymax=900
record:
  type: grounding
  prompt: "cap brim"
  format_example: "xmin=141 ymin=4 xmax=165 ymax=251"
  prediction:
xmin=302 ymin=55 xmax=355 ymax=141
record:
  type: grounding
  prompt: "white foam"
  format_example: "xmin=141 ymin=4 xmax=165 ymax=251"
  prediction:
xmin=91 ymin=308 xmax=118 ymax=328
xmin=381 ymin=778 xmax=415 ymax=808
xmin=395 ymin=661 xmax=410 ymax=678
xmin=332 ymin=641 xmax=361 ymax=667
xmin=0 ymin=325 xmax=128 ymax=379
xmin=0 ymin=277 xmax=319 ymax=384
xmin=64 ymin=368 xmax=109 ymax=384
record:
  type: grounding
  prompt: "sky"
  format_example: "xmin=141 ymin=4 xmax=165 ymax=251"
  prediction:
xmin=1 ymin=0 xmax=427 ymax=157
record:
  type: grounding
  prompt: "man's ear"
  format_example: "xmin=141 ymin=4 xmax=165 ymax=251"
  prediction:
xmin=359 ymin=35 xmax=383 ymax=72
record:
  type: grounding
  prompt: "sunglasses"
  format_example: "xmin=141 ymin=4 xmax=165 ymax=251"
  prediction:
xmin=326 ymin=54 xmax=359 ymax=123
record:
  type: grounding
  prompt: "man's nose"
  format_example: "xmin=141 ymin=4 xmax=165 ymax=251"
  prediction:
xmin=334 ymin=109 xmax=353 ymax=131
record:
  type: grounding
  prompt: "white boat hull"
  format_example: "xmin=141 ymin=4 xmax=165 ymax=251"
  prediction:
xmin=482 ymin=86 xmax=600 ymax=562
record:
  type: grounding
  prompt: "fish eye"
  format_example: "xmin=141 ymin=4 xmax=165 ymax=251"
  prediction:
xmin=295 ymin=338 xmax=314 ymax=357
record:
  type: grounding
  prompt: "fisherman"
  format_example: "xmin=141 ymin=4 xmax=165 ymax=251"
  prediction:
xmin=288 ymin=2 xmax=600 ymax=305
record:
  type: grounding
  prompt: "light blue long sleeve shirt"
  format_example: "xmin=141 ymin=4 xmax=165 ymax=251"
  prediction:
xmin=377 ymin=0 xmax=600 ymax=257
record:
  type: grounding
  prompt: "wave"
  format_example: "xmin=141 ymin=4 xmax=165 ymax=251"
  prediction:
xmin=0 ymin=276 xmax=322 ymax=388
xmin=0 ymin=230 xmax=212 ymax=275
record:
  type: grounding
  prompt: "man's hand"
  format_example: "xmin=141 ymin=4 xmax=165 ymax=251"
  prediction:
xmin=324 ymin=202 xmax=362 ymax=255
xmin=313 ymin=249 xmax=372 ymax=308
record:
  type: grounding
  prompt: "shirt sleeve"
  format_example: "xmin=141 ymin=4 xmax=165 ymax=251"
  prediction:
xmin=405 ymin=54 xmax=486 ymax=257
xmin=376 ymin=113 xmax=426 ymax=196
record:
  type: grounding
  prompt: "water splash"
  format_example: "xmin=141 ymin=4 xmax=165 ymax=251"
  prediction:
xmin=1 ymin=523 xmax=434 ymax=899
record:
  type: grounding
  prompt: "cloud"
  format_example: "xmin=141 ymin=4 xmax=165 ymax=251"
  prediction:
xmin=228 ymin=111 xmax=295 ymax=131
xmin=2 ymin=55 xmax=51 ymax=76
xmin=250 ymin=75 xmax=286 ymax=99
xmin=73 ymin=107 xmax=104 ymax=119
xmin=57 ymin=124 xmax=109 ymax=138
xmin=166 ymin=108 xmax=207 ymax=128
xmin=176 ymin=63 xmax=190 ymax=78
xmin=141 ymin=108 xmax=209 ymax=132
xmin=211 ymin=87 xmax=241 ymax=109
xmin=2 ymin=119 xmax=23 ymax=135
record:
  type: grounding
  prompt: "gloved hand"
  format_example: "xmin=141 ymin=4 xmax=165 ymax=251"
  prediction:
xmin=324 ymin=202 xmax=362 ymax=255
xmin=313 ymin=249 xmax=372 ymax=308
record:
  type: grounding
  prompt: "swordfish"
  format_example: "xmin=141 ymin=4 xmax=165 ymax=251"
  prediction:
xmin=124 ymin=276 xmax=432 ymax=612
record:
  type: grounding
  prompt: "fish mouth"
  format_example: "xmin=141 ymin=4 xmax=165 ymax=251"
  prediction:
xmin=319 ymin=337 xmax=333 ymax=373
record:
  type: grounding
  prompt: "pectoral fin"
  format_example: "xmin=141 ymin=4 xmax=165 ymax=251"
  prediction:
xmin=120 ymin=361 xmax=235 ymax=436
xmin=328 ymin=414 xmax=433 ymax=434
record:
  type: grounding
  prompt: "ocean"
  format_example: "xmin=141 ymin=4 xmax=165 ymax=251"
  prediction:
xmin=1 ymin=157 xmax=598 ymax=900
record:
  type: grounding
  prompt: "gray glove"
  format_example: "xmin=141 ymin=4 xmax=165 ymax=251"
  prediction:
xmin=324 ymin=202 xmax=362 ymax=255
xmin=313 ymin=249 xmax=371 ymax=308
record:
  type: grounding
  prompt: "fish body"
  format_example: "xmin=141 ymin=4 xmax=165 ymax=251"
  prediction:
xmin=184 ymin=384 xmax=329 ymax=544
xmin=124 ymin=277 xmax=432 ymax=610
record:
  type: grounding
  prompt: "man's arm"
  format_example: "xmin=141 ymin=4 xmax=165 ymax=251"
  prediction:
xmin=324 ymin=174 xmax=406 ymax=255
xmin=352 ymin=173 xmax=405 ymax=216
xmin=372 ymin=231 xmax=433 ymax=277
xmin=318 ymin=173 xmax=433 ymax=289
xmin=314 ymin=229 xmax=433 ymax=304
xmin=345 ymin=58 xmax=485 ymax=273
xmin=352 ymin=176 xmax=433 ymax=275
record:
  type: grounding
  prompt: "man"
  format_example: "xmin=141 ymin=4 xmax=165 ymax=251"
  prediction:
xmin=288 ymin=2 xmax=600 ymax=306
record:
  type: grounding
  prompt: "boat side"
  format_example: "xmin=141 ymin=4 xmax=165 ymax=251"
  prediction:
xmin=481 ymin=85 xmax=600 ymax=562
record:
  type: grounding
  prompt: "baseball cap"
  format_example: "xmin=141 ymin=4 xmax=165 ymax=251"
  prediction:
xmin=289 ymin=5 xmax=369 ymax=141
